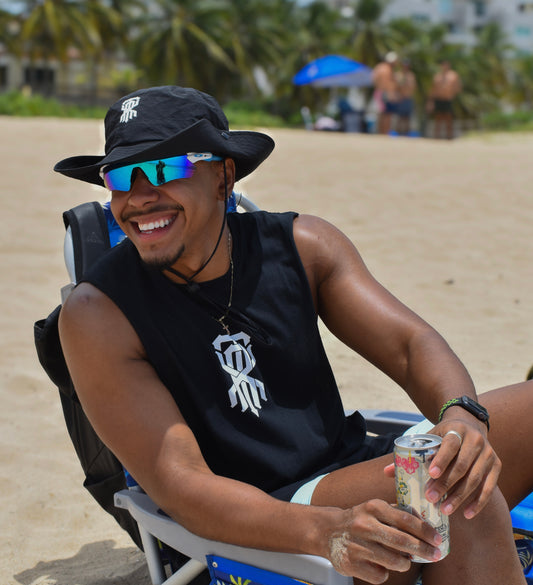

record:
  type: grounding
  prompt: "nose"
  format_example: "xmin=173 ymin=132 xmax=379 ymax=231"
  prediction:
xmin=126 ymin=169 xmax=160 ymax=208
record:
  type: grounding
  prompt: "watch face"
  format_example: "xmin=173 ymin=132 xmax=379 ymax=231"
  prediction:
xmin=461 ymin=396 xmax=489 ymax=420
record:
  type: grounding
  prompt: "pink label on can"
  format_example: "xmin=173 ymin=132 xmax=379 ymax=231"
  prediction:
xmin=395 ymin=453 xmax=420 ymax=474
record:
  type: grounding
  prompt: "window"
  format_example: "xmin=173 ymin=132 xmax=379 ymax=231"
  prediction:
xmin=515 ymin=25 xmax=532 ymax=36
xmin=473 ymin=1 xmax=486 ymax=17
xmin=24 ymin=66 xmax=55 ymax=94
xmin=0 ymin=65 xmax=7 ymax=89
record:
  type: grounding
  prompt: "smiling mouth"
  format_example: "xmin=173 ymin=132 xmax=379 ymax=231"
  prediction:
xmin=134 ymin=215 xmax=176 ymax=235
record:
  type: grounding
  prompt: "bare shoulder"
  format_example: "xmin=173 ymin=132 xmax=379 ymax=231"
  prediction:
xmin=293 ymin=212 xmax=353 ymax=243
xmin=61 ymin=282 xmax=121 ymax=334
xmin=293 ymin=213 xmax=365 ymax=265
xmin=292 ymin=214 xmax=368 ymax=301
xmin=61 ymin=281 xmax=111 ymax=318
xmin=59 ymin=282 xmax=145 ymax=363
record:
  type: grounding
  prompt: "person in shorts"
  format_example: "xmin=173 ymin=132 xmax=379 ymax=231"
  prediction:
xmin=55 ymin=85 xmax=533 ymax=585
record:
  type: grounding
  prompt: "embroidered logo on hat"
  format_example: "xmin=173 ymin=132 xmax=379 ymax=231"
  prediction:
xmin=120 ymin=97 xmax=140 ymax=123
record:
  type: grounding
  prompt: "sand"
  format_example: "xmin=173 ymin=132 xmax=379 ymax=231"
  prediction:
xmin=1 ymin=116 xmax=532 ymax=584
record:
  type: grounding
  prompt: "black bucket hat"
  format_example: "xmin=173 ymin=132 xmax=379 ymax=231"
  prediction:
xmin=54 ymin=86 xmax=275 ymax=185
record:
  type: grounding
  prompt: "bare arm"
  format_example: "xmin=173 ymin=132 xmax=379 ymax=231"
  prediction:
xmin=293 ymin=214 xmax=501 ymax=517
xmin=59 ymin=282 xmax=440 ymax=580
xmin=294 ymin=214 xmax=475 ymax=414
xmin=59 ymin=283 xmax=328 ymax=550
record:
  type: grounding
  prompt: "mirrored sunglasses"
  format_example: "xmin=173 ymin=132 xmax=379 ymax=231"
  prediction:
xmin=100 ymin=152 xmax=223 ymax=191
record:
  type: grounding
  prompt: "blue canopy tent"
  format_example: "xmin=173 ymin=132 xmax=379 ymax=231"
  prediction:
xmin=293 ymin=55 xmax=373 ymax=88
xmin=293 ymin=55 xmax=373 ymax=132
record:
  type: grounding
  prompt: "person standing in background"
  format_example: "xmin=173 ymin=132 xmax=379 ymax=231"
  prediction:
xmin=395 ymin=59 xmax=417 ymax=136
xmin=372 ymin=51 xmax=399 ymax=135
xmin=428 ymin=60 xmax=462 ymax=139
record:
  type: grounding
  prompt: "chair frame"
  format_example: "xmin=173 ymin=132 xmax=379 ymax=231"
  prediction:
xmin=113 ymin=409 xmax=422 ymax=585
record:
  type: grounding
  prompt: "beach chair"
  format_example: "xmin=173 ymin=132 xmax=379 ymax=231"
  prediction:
xmin=35 ymin=195 xmax=533 ymax=585
xmin=115 ymin=407 xmax=423 ymax=585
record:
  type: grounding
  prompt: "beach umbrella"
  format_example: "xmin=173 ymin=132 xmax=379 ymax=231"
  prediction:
xmin=293 ymin=55 xmax=373 ymax=88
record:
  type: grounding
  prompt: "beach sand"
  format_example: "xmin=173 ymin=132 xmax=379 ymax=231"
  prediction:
xmin=1 ymin=116 xmax=532 ymax=584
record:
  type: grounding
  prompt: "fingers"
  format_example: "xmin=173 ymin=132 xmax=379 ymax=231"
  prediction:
xmin=426 ymin=421 xmax=501 ymax=517
xmin=330 ymin=500 xmax=442 ymax=582
xmin=377 ymin=504 xmax=442 ymax=561
xmin=428 ymin=426 xmax=475 ymax=480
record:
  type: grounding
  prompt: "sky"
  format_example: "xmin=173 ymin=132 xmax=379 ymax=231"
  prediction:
xmin=1 ymin=1 xmax=25 ymax=13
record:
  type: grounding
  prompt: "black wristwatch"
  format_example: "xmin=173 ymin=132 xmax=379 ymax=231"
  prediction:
xmin=438 ymin=395 xmax=490 ymax=430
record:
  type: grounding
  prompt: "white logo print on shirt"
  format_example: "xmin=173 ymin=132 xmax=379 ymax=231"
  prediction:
xmin=120 ymin=97 xmax=140 ymax=123
xmin=212 ymin=331 xmax=267 ymax=417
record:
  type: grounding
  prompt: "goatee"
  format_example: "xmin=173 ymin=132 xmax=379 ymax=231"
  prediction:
xmin=140 ymin=244 xmax=185 ymax=271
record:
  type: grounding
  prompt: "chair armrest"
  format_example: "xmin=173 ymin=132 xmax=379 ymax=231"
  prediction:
xmin=114 ymin=490 xmax=350 ymax=585
xmin=360 ymin=409 xmax=424 ymax=435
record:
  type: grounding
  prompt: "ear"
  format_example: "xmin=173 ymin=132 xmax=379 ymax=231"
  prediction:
xmin=216 ymin=158 xmax=236 ymax=201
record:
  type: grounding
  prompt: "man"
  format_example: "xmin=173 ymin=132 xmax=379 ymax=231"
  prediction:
xmin=55 ymin=86 xmax=532 ymax=585
xmin=372 ymin=52 xmax=399 ymax=135
xmin=395 ymin=59 xmax=417 ymax=136
xmin=428 ymin=60 xmax=462 ymax=140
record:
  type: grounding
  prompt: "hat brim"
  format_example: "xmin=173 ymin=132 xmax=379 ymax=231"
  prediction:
xmin=54 ymin=118 xmax=274 ymax=185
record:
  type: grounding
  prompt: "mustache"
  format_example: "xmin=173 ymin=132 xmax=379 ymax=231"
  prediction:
xmin=121 ymin=204 xmax=183 ymax=223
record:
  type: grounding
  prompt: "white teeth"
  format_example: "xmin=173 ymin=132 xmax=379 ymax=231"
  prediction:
xmin=138 ymin=217 xmax=172 ymax=232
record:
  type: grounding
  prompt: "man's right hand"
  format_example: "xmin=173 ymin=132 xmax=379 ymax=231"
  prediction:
xmin=327 ymin=500 xmax=441 ymax=584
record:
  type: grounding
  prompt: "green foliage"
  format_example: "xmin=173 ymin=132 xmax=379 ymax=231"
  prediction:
xmin=2 ymin=0 xmax=533 ymax=130
xmin=0 ymin=91 xmax=106 ymax=118
xmin=480 ymin=110 xmax=533 ymax=132
xmin=0 ymin=90 xmax=288 ymax=126
xmin=217 ymin=99 xmax=288 ymax=128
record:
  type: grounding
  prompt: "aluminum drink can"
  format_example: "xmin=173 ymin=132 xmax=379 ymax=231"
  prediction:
xmin=394 ymin=434 xmax=450 ymax=562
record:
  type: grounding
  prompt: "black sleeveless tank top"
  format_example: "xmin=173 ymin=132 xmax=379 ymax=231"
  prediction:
xmin=84 ymin=211 xmax=366 ymax=494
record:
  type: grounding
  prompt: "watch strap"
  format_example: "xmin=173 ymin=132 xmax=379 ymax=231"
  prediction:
xmin=438 ymin=398 xmax=462 ymax=422
xmin=438 ymin=396 xmax=490 ymax=429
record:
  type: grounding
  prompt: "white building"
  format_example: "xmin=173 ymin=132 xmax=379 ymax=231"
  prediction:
xmin=382 ymin=0 xmax=533 ymax=53
xmin=372 ymin=0 xmax=533 ymax=53
xmin=330 ymin=0 xmax=533 ymax=53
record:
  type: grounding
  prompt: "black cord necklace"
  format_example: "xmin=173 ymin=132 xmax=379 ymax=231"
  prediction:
xmin=164 ymin=161 xmax=229 ymax=292
xmin=214 ymin=231 xmax=234 ymax=335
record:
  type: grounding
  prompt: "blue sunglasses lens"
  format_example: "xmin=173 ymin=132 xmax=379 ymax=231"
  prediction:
xmin=103 ymin=155 xmax=196 ymax=191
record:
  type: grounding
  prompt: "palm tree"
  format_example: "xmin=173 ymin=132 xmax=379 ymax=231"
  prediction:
xmin=127 ymin=0 xmax=235 ymax=89
xmin=81 ymin=0 xmax=135 ymax=104
xmin=0 ymin=7 xmax=24 ymax=58
xmin=460 ymin=22 xmax=512 ymax=119
xmin=209 ymin=0 xmax=292 ymax=99
xmin=510 ymin=53 xmax=533 ymax=110
xmin=20 ymin=0 xmax=88 ymax=94
xmin=351 ymin=0 xmax=390 ymax=68
xmin=278 ymin=1 xmax=352 ymax=119
xmin=20 ymin=0 xmax=88 ymax=62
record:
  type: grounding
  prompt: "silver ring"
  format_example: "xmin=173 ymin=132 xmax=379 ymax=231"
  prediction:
xmin=444 ymin=430 xmax=463 ymax=447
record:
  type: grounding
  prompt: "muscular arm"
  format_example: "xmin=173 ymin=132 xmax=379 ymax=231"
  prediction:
xmin=59 ymin=283 xmax=333 ymax=552
xmin=293 ymin=214 xmax=476 ymax=418
xmin=294 ymin=214 xmax=500 ymax=518
xmin=59 ymin=281 xmax=440 ymax=579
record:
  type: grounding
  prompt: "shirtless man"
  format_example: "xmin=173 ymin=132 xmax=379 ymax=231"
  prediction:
xmin=55 ymin=86 xmax=532 ymax=585
xmin=372 ymin=52 xmax=399 ymax=135
xmin=428 ymin=60 xmax=462 ymax=139
xmin=395 ymin=59 xmax=417 ymax=136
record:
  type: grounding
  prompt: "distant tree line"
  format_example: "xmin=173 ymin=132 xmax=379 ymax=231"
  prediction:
xmin=1 ymin=0 xmax=533 ymax=125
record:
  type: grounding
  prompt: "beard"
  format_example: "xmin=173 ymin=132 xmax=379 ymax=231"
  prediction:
xmin=139 ymin=243 xmax=185 ymax=271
